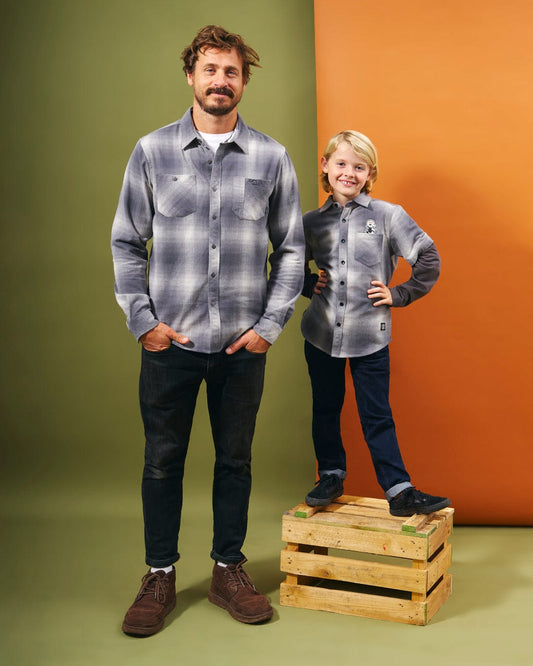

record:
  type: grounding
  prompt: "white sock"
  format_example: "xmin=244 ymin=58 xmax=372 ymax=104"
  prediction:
xmin=150 ymin=565 xmax=173 ymax=574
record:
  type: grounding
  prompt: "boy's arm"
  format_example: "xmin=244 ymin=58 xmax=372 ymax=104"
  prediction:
xmin=390 ymin=243 xmax=441 ymax=307
xmin=302 ymin=243 xmax=317 ymax=298
xmin=302 ymin=254 xmax=328 ymax=298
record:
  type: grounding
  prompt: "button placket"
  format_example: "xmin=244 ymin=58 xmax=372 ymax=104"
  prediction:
xmin=207 ymin=153 xmax=222 ymax=348
xmin=333 ymin=210 xmax=349 ymax=354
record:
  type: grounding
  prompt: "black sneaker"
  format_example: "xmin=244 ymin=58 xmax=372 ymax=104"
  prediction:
xmin=389 ymin=487 xmax=451 ymax=516
xmin=305 ymin=474 xmax=344 ymax=507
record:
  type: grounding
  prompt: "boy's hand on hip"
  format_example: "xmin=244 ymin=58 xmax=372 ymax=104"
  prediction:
xmin=368 ymin=280 xmax=392 ymax=306
xmin=225 ymin=329 xmax=271 ymax=355
xmin=140 ymin=323 xmax=190 ymax=351
xmin=314 ymin=269 xmax=328 ymax=294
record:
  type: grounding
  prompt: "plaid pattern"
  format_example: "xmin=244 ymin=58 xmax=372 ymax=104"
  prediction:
xmin=301 ymin=194 xmax=438 ymax=358
xmin=112 ymin=109 xmax=304 ymax=352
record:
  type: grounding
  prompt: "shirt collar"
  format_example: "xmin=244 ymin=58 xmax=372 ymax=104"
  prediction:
xmin=319 ymin=192 xmax=372 ymax=213
xmin=179 ymin=108 xmax=249 ymax=153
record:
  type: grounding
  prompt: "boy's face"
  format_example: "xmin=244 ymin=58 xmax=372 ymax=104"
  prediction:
xmin=321 ymin=143 xmax=372 ymax=206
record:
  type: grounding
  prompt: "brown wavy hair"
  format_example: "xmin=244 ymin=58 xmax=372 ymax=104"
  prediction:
xmin=181 ymin=25 xmax=260 ymax=84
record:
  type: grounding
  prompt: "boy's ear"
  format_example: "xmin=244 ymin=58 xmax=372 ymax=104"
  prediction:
xmin=320 ymin=156 xmax=328 ymax=172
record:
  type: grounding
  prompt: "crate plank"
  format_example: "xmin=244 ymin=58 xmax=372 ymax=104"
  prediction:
xmin=282 ymin=515 xmax=429 ymax=559
xmin=281 ymin=547 xmax=427 ymax=593
xmin=280 ymin=582 xmax=426 ymax=625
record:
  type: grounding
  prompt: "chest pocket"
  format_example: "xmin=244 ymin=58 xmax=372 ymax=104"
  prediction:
xmin=155 ymin=174 xmax=197 ymax=218
xmin=353 ymin=233 xmax=382 ymax=267
xmin=232 ymin=177 xmax=272 ymax=220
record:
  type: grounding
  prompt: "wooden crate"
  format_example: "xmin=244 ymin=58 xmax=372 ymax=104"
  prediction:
xmin=280 ymin=495 xmax=454 ymax=625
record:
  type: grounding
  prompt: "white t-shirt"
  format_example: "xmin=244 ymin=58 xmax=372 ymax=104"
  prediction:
xmin=199 ymin=130 xmax=234 ymax=153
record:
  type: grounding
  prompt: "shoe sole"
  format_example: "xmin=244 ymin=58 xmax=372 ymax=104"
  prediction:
xmin=389 ymin=498 xmax=451 ymax=517
xmin=305 ymin=491 xmax=343 ymax=507
xmin=121 ymin=599 xmax=176 ymax=637
xmin=208 ymin=591 xmax=273 ymax=624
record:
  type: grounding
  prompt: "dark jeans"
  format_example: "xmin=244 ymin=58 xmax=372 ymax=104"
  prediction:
xmin=139 ymin=344 xmax=266 ymax=567
xmin=304 ymin=341 xmax=411 ymax=495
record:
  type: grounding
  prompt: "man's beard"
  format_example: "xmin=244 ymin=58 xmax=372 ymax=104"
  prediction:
xmin=195 ymin=87 xmax=240 ymax=116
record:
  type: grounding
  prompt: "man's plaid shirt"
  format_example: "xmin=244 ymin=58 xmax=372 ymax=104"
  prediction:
xmin=112 ymin=109 xmax=304 ymax=352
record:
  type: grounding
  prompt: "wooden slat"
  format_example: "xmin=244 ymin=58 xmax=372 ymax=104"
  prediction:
xmin=282 ymin=515 xmax=428 ymax=560
xmin=411 ymin=559 xmax=427 ymax=602
xmin=427 ymin=543 xmax=452 ymax=590
xmin=281 ymin=547 xmax=427 ymax=593
xmin=426 ymin=574 xmax=452 ymax=623
xmin=288 ymin=509 xmax=419 ymax=534
xmin=401 ymin=514 xmax=431 ymax=533
xmin=280 ymin=582 xmax=426 ymax=625
xmin=335 ymin=495 xmax=389 ymax=510
xmin=427 ymin=512 xmax=453 ymax=558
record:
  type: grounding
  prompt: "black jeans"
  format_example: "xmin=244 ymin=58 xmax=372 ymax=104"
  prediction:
xmin=139 ymin=344 xmax=266 ymax=567
xmin=304 ymin=341 xmax=411 ymax=496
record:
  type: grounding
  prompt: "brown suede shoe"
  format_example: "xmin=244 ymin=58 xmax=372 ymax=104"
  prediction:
xmin=208 ymin=561 xmax=273 ymax=624
xmin=122 ymin=568 xmax=176 ymax=636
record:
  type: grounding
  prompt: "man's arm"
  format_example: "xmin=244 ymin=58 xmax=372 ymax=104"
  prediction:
xmin=250 ymin=150 xmax=305 ymax=344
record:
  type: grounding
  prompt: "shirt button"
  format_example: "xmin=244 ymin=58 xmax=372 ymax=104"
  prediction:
xmin=341 ymin=238 xmax=346 ymax=243
xmin=172 ymin=176 xmax=177 ymax=181
xmin=341 ymin=260 xmax=346 ymax=265
xmin=340 ymin=302 xmax=344 ymax=307
xmin=211 ymin=244 xmax=216 ymax=249
xmin=336 ymin=322 xmax=341 ymax=327
xmin=212 ymin=186 xmax=218 ymax=191
xmin=208 ymin=160 xmax=213 ymax=165
xmin=340 ymin=281 xmax=345 ymax=285
xmin=212 ymin=214 xmax=217 ymax=219
xmin=211 ymin=272 xmax=216 ymax=278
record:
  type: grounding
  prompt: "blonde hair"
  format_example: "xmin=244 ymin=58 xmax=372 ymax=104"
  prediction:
xmin=320 ymin=130 xmax=379 ymax=194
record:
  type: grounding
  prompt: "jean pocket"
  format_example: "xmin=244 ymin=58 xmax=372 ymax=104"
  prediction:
xmin=154 ymin=174 xmax=197 ymax=217
xmin=232 ymin=177 xmax=272 ymax=220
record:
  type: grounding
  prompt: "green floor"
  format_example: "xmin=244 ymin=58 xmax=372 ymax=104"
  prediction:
xmin=2 ymin=484 xmax=532 ymax=666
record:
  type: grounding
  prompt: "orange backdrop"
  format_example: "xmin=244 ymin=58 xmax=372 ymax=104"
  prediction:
xmin=313 ymin=0 xmax=533 ymax=524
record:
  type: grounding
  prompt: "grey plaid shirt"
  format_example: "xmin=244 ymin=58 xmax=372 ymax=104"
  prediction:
xmin=301 ymin=194 xmax=439 ymax=358
xmin=112 ymin=109 xmax=304 ymax=353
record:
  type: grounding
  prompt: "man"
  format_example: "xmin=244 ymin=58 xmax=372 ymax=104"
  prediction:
xmin=111 ymin=25 xmax=303 ymax=636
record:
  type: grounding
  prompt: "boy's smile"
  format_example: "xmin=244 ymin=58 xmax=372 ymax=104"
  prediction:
xmin=321 ymin=142 xmax=372 ymax=206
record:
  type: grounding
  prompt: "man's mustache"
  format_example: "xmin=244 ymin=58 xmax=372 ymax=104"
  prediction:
xmin=207 ymin=87 xmax=234 ymax=99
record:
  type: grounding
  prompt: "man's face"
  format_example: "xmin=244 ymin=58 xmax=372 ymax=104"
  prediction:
xmin=187 ymin=47 xmax=246 ymax=117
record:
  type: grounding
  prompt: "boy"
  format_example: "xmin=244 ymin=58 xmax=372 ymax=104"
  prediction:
xmin=301 ymin=130 xmax=450 ymax=516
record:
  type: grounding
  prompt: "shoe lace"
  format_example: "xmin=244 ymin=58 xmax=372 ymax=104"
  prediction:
xmin=136 ymin=571 xmax=169 ymax=603
xmin=317 ymin=474 xmax=339 ymax=490
xmin=224 ymin=565 xmax=258 ymax=595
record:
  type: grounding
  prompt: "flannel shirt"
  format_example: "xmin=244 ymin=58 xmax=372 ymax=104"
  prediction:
xmin=112 ymin=109 xmax=304 ymax=352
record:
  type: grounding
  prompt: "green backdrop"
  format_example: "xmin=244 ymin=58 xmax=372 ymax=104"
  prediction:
xmin=1 ymin=0 xmax=317 ymax=503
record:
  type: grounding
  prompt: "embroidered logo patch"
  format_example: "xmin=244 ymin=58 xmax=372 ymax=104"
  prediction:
xmin=365 ymin=219 xmax=376 ymax=234
xmin=380 ymin=323 xmax=386 ymax=331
